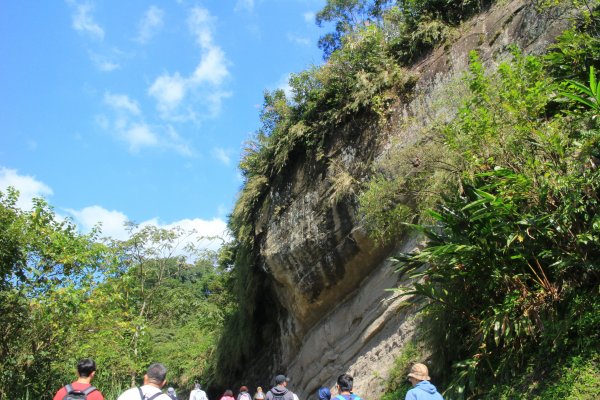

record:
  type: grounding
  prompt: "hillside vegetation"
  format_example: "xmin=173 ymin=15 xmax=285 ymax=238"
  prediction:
xmin=222 ymin=0 xmax=600 ymax=398
xmin=0 ymin=190 xmax=234 ymax=399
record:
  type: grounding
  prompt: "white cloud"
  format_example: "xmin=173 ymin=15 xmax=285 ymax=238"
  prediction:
xmin=275 ymin=73 xmax=293 ymax=99
xmin=136 ymin=6 xmax=164 ymax=44
xmin=188 ymin=7 xmax=215 ymax=48
xmin=0 ymin=167 xmax=53 ymax=211
xmin=148 ymin=6 xmax=230 ymax=120
xmin=159 ymin=217 xmax=229 ymax=251
xmin=100 ymin=108 xmax=193 ymax=156
xmin=303 ymin=11 xmax=315 ymax=24
xmin=148 ymin=73 xmax=187 ymax=114
xmin=89 ymin=52 xmax=120 ymax=72
xmin=67 ymin=205 xmax=229 ymax=251
xmin=0 ymin=168 xmax=226 ymax=253
xmin=104 ymin=92 xmax=141 ymax=115
xmin=212 ymin=147 xmax=231 ymax=165
xmin=234 ymin=0 xmax=255 ymax=13
xmin=192 ymin=46 xmax=229 ymax=86
xmin=124 ymin=124 xmax=160 ymax=152
xmin=101 ymin=91 xmax=193 ymax=156
xmin=70 ymin=2 xmax=105 ymax=40
xmin=165 ymin=126 xmax=194 ymax=156
xmin=287 ymin=33 xmax=310 ymax=46
xmin=204 ymin=90 xmax=232 ymax=118
xmin=67 ymin=205 xmax=130 ymax=240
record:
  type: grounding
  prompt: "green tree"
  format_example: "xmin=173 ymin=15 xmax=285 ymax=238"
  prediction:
xmin=316 ymin=0 xmax=393 ymax=58
xmin=0 ymin=188 xmax=112 ymax=399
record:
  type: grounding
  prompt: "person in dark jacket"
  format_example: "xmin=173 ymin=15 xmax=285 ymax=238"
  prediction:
xmin=405 ymin=363 xmax=443 ymax=400
xmin=265 ymin=375 xmax=295 ymax=400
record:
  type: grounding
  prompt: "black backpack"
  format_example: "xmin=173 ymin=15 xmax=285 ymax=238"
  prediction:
xmin=62 ymin=384 xmax=97 ymax=400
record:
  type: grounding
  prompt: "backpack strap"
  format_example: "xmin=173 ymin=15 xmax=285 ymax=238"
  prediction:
xmin=65 ymin=384 xmax=74 ymax=394
xmin=83 ymin=387 xmax=97 ymax=395
xmin=147 ymin=393 xmax=163 ymax=400
xmin=138 ymin=387 xmax=164 ymax=400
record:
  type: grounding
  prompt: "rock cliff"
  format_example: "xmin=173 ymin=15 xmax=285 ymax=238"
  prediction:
xmin=245 ymin=1 xmax=574 ymax=398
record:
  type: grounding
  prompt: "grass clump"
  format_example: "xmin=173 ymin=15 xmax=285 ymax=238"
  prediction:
xmin=381 ymin=341 xmax=424 ymax=400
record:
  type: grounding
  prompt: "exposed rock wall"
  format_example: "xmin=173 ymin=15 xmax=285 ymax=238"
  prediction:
xmin=251 ymin=1 xmax=574 ymax=398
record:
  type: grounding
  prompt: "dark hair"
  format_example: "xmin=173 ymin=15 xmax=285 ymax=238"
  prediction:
xmin=77 ymin=359 xmax=96 ymax=378
xmin=223 ymin=390 xmax=233 ymax=396
xmin=240 ymin=386 xmax=248 ymax=392
xmin=337 ymin=374 xmax=353 ymax=392
xmin=146 ymin=363 xmax=167 ymax=384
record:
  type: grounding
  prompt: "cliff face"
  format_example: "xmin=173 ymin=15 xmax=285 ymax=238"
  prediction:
xmin=249 ymin=1 xmax=573 ymax=398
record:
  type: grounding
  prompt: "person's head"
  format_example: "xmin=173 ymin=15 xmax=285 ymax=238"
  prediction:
xmin=318 ymin=386 xmax=331 ymax=400
xmin=256 ymin=387 xmax=263 ymax=393
xmin=76 ymin=359 xmax=97 ymax=378
xmin=223 ymin=389 xmax=233 ymax=396
xmin=336 ymin=374 xmax=353 ymax=393
xmin=195 ymin=383 xmax=201 ymax=390
xmin=274 ymin=375 xmax=287 ymax=387
xmin=144 ymin=363 xmax=167 ymax=387
xmin=168 ymin=387 xmax=175 ymax=394
xmin=240 ymin=386 xmax=248 ymax=393
xmin=407 ymin=363 xmax=430 ymax=386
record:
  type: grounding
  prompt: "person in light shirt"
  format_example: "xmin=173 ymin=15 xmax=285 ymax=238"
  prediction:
xmin=190 ymin=383 xmax=208 ymax=400
xmin=117 ymin=363 xmax=171 ymax=400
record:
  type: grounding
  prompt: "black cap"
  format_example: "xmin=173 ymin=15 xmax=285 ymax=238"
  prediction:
xmin=275 ymin=375 xmax=287 ymax=385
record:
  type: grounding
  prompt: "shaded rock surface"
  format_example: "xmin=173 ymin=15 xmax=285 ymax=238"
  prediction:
xmin=248 ymin=1 xmax=574 ymax=398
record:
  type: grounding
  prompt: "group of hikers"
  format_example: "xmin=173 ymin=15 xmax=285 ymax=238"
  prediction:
xmin=54 ymin=358 xmax=444 ymax=400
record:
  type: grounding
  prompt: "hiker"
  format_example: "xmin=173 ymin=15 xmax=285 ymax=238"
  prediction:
xmin=190 ymin=383 xmax=208 ymax=400
xmin=117 ymin=363 xmax=171 ymax=400
xmin=253 ymin=387 xmax=265 ymax=400
xmin=237 ymin=386 xmax=252 ymax=400
xmin=317 ymin=387 xmax=331 ymax=400
xmin=334 ymin=374 xmax=362 ymax=400
xmin=265 ymin=375 xmax=295 ymax=400
xmin=284 ymin=377 xmax=299 ymax=400
xmin=53 ymin=358 xmax=104 ymax=400
xmin=405 ymin=363 xmax=443 ymax=400
xmin=167 ymin=387 xmax=178 ymax=400
xmin=219 ymin=390 xmax=235 ymax=400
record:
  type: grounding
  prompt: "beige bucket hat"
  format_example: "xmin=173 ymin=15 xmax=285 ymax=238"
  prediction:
xmin=407 ymin=363 xmax=431 ymax=381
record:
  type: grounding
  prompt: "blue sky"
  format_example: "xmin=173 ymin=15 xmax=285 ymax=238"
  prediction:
xmin=0 ymin=0 xmax=326 ymax=244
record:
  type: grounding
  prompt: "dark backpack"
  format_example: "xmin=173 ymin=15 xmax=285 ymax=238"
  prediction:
xmin=62 ymin=384 xmax=97 ymax=400
xmin=270 ymin=390 xmax=287 ymax=400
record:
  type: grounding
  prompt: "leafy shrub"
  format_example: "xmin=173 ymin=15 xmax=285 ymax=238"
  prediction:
xmin=389 ymin=48 xmax=600 ymax=397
